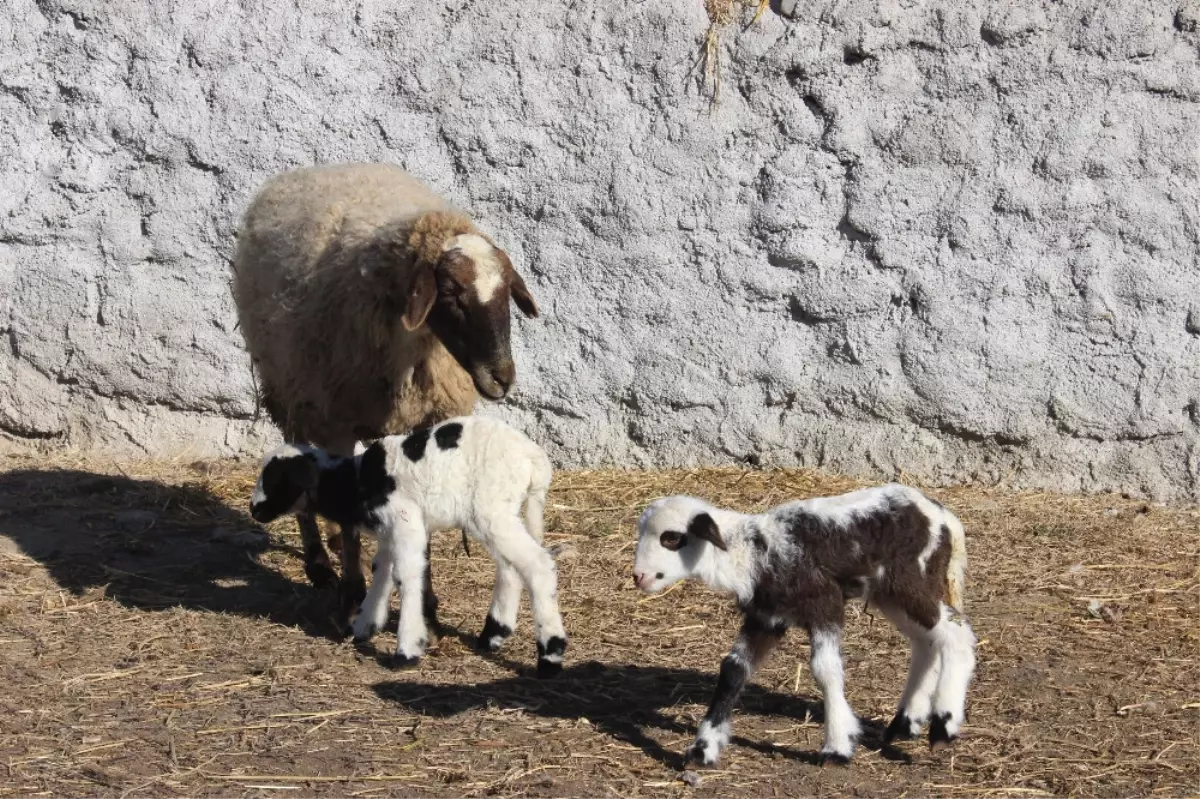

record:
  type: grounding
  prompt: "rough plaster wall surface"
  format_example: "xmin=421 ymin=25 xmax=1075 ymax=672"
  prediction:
xmin=1 ymin=0 xmax=1197 ymax=499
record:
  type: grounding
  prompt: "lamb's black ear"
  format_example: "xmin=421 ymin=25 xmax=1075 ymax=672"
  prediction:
xmin=285 ymin=454 xmax=319 ymax=490
xmin=688 ymin=512 xmax=726 ymax=551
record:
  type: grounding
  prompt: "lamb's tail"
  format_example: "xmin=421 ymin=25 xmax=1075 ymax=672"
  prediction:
xmin=524 ymin=450 xmax=553 ymax=544
xmin=942 ymin=508 xmax=968 ymax=613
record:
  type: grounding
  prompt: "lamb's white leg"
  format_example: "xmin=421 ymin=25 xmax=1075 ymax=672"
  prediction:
xmin=809 ymin=626 xmax=861 ymax=763
xmin=927 ymin=604 xmax=977 ymax=750
xmin=878 ymin=603 xmax=943 ymax=741
xmin=478 ymin=557 xmax=522 ymax=652
xmin=351 ymin=534 xmax=394 ymax=643
xmin=386 ymin=504 xmax=430 ymax=666
xmin=485 ymin=515 xmax=567 ymax=677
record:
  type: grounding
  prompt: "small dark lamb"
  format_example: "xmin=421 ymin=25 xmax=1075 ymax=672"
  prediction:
xmin=633 ymin=484 xmax=975 ymax=765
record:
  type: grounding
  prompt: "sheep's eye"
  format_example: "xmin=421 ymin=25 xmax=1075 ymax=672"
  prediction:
xmin=660 ymin=531 xmax=686 ymax=551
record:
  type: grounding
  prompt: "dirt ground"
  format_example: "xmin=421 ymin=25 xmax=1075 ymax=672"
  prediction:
xmin=0 ymin=455 xmax=1195 ymax=798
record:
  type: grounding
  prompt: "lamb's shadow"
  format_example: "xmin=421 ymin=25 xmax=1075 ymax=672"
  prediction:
xmin=0 ymin=467 xmax=339 ymax=638
xmin=374 ymin=660 xmax=904 ymax=768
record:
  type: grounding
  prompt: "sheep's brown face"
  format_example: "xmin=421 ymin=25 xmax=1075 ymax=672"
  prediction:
xmin=425 ymin=235 xmax=538 ymax=401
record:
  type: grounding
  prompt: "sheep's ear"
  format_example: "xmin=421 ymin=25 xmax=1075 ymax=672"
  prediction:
xmin=286 ymin=454 xmax=319 ymax=490
xmin=510 ymin=270 xmax=539 ymax=318
xmin=402 ymin=264 xmax=437 ymax=330
xmin=688 ymin=512 xmax=726 ymax=551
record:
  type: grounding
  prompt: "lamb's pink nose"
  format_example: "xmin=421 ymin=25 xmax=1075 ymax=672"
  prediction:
xmin=633 ymin=570 xmax=647 ymax=589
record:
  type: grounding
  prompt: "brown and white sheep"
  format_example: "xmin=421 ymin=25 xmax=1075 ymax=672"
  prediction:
xmin=232 ymin=162 xmax=539 ymax=625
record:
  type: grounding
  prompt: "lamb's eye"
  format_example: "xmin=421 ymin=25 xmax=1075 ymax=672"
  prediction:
xmin=660 ymin=531 xmax=686 ymax=550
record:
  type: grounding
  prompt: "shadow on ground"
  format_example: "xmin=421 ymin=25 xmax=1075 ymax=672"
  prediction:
xmin=0 ymin=467 xmax=340 ymax=638
xmin=374 ymin=660 xmax=904 ymax=768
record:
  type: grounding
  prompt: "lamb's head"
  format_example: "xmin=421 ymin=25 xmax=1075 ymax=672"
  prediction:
xmin=403 ymin=232 xmax=539 ymax=401
xmin=249 ymin=443 xmax=321 ymax=523
xmin=633 ymin=496 xmax=728 ymax=593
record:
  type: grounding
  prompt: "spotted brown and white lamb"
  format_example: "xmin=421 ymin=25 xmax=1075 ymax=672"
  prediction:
xmin=633 ymin=484 xmax=976 ymax=765
xmin=250 ymin=416 xmax=567 ymax=676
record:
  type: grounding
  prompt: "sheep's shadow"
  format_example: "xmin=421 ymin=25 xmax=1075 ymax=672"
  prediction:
xmin=0 ymin=467 xmax=341 ymax=638
xmin=373 ymin=660 xmax=905 ymax=768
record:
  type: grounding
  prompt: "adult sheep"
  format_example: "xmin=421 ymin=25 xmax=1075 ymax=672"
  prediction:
xmin=232 ymin=162 xmax=539 ymax=625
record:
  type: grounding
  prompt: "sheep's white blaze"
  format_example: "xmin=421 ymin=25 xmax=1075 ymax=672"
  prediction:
xmin=445 ymin=233 xmax=504 ymax=302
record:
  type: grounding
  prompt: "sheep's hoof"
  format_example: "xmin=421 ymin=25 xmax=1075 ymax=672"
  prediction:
xmin=928 ymin=713 xmax=957 ymax=752
xmin=477 ymin=615 xmax=513 ymax=652
xmin=305 ymin=560 xmax=338 ymax=590
xmin=819 ymin=751 xmax=852 ymax=766
xmin=884 ymin=712 xmax=918 ymax=743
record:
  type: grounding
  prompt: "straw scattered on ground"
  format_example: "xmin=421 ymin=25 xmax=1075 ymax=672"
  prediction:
xmin=0 ymin=453 xmax=1196 ymax=797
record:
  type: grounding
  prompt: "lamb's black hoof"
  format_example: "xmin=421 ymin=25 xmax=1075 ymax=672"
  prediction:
xmin=928 ymin=713 xmax=957 ymax=752
xmin=819 ymin=752 xmax=852 ymax=766
xmin=534 ymin=635 xmax=567 ymax=677
xmin=536 ymin=658 xmax=563 ymax=678
xmin=683 ymin=741 xmax=712 ymax=767
xmin=884 ymin=712 xmax=917 ymax=743
xmin=477 ymin=614 xmax=513 ymax=653
xmin=305 ymin=560 xmax=338 ymax=590
xmin=385 ymin=653 xmax=423 ymax=670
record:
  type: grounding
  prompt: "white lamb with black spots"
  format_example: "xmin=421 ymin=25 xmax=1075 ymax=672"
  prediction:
xmin=250 ymin=416 xmax=567 ymax=676
xmin=633 ymin=484 xmax=976 ymax=765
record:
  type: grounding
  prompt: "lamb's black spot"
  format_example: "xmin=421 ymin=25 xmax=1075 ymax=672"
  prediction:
xmin=401 ymin=427 xmax=431 ymax=461
xmin=434 ymin=422 xmax=463 ymax=450
xmin=928 ymin=712 xmax=955 ymax=750
xmin=251 ymin=455 xmax=312 ymax=523
xmin=655 ymin=572 xmax=664 ymax=580
xmin=747 ymin=497 xmax=946 ymax=629
xmin=884 ymin=712 xmax=916 ymax=743
xmin=941 ymin=522 xmax=951 ymax=538
xmin=478 ymin=614 xmax=513 ymax=652
xmin=750 ymin=530 xmax=768 ymax=551
xmin=313 ymin=458 xmax=362 ymax=529
xmin=360 ymin=442 xmax=396 ymax=511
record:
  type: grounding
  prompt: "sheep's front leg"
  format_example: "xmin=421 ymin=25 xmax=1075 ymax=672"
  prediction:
xmin=809 ymin=625 xmax=861 ymax=763
xmin=686 ymin=616 xmax=786 ymax=767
